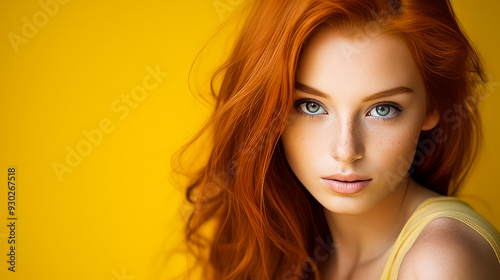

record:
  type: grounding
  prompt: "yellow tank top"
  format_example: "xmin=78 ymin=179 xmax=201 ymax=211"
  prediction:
xmin=380 ymin=196 xmax=500 ymax=279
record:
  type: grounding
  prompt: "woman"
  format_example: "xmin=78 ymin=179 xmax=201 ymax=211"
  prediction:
xmin=174 ymin=0 xmax=500 ymax=279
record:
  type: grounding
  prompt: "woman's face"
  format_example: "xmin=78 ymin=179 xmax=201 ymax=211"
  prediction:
xmin=281 ymin=30 xmax=439 ymax=214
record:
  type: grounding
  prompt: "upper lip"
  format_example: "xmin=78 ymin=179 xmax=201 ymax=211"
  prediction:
xmin=322 ymin=173 xmax=372 ymax=182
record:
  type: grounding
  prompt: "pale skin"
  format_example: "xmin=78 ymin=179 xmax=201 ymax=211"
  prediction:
xmin=280 ymin=29 xmax=500 ymax=279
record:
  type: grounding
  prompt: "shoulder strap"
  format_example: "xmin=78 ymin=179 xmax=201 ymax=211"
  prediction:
xmin=380 ymin=196 xmax=500 ymax=279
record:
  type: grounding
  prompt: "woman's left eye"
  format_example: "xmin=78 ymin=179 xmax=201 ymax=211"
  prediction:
xmin=367 ymin=103 xmax=401 ymax=119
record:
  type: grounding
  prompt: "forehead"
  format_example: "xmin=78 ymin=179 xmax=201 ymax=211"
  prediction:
xmin=296 ymin=30 xmax=424 ymax=99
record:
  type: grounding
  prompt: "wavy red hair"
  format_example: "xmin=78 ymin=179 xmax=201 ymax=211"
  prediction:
xmin=173 ymin=0 xmax=486 ymax=279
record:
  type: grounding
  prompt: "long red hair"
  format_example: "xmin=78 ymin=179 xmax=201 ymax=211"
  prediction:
xmin=173 ymin=0 xmax=486 ymax=279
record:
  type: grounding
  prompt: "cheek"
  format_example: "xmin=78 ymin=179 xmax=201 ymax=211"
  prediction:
xmin=368 ymin=124 xmax=421 ymax=177
xmin=281 ymin=120 xmax=325 ymax=175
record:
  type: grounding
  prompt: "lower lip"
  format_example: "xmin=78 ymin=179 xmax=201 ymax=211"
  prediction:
xmin=322 ymin=179 xmax=372 ymax=194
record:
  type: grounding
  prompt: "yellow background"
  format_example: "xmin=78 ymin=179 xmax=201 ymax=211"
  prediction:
xmin=0 ymin=0 xmax=498 ymax=279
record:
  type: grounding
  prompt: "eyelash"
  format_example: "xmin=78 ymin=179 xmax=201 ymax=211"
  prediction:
xmin=293 ymin=98 xmax=403 ymax=121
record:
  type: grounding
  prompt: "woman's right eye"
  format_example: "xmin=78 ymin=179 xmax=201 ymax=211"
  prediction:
xmin=296 ymin=99 xmax=327 ymax=116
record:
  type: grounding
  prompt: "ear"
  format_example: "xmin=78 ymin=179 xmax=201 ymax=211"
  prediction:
xmin=421 ymin=108 xmax=440 ymax=131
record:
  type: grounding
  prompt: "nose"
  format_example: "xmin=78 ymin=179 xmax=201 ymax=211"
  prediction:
xmin=331 ymin=118 xmax=365 ymax=165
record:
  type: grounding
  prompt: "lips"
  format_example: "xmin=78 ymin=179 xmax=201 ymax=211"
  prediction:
xmin=321 ymin=173 xmax=372 ymax=194
xmin=322 ymin=173 xmax=371 ymax=182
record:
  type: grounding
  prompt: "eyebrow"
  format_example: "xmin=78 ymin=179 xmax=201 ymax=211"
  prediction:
xmin=295 ymin=82 xmax=414 ymax=102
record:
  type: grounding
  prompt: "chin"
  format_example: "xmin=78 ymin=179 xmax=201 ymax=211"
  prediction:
xmin=320 ymin=196 xmax=377 ymax=215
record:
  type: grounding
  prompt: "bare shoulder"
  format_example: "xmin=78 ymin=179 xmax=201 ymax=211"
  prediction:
xmin=398 ymin=217 xmax=500 ymax=280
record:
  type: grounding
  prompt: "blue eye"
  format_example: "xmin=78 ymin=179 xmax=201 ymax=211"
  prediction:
xmin=300 ymin=102 xmax=326 ymax=114
xmin=367 ymin=102 xmax=401 ymax=119
xmin=297 ymin=100 xmax=326 ymax=115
